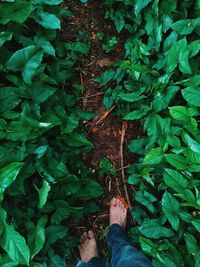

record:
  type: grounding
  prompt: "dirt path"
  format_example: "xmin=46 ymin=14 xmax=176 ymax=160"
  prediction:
xmin=62 ymin=0 xmax=141 ymax=257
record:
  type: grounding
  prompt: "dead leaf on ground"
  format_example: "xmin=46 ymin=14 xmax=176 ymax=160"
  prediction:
xmin=96 ymin=58 xmax=114 ymax=67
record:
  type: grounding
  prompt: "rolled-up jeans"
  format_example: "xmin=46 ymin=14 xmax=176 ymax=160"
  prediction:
xmin=76 ymin=224 xmax=153 ymax=267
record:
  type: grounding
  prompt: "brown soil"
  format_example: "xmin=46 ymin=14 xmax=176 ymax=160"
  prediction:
xmin=61 ymin=0 xmax=142 ymax=261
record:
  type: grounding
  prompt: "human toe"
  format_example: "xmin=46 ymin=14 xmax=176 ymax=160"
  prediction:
xmin=111 ymin=197 xmax=117 ymax=207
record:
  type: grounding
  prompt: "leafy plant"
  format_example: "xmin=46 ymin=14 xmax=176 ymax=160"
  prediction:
xmin=0 ymin=0 xmax=103 ymax=266
xmin=99 ymin=0 xmax=200 ymax=265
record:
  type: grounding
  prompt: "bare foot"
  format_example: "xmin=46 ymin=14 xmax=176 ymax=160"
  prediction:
xmin=78 ymin=230 xmax=98 ymax=263
xmin=109 ymin=197 xmax=127 ymax=228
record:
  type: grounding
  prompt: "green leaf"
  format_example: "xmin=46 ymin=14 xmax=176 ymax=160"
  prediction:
xmin=37 ymin=181 xmax=51 ymax=209
xmin=65 ymin=42 xmax=90 ymax=54
xmin=0 ymin=225 xmax=30 ymax=266
xmin=5 ymin=45 xmax=43 ymax=84
xmin=29 ymin=82 xmax=56 ymax=104
xmin=0 ymin=0 xmax=33 ymax=24
xmin=182 ymin=132 xmax=200 ymax=153
xmin=0 ymin=87 xmax=20 ymax=113
xmin=75 ymin=179 xmax=103 ymax=200
xmin=144 ymin=147 xmax=163 ymax=165
xmin=185 ymin=233 xmax=199 ymax=255
xmin=119 ymin=92 xmax=146 ymax=102
xmin=0 ymin=32 xmax=12 ymax=47
xmin=134 ymin=191 xmax=157 ymax=213
xmin=124 ymin=106 xmax=149 ymax=120
xmin=0 ymin=162 xmax=23 ymax=199
xmin=188 ymin=40 xmax=200 ymax=58
xmin=165 ymin=154 xmax=188 ymax=170
xmin=163 ymin=168 xmax=188 ymax=193
xmin=32 ymin=10 xmax=61 ymax=29
xmin=171 ymin=18 xmax=200 ymax=35
xmin=134 ymin=0 xmax=152 ymax=16
xmin=0 ymin=254 xmax=17 ymax=267
xmin=113 ymin=13 xmax=125 ymax=33
xmin=48 ymin=255 xmax=66 ymax=267
xmin=162 ymin=191 xmax=180 ymax=230
xmin=139 ymin=219 xmax=174 ymax=239
xmin=34 ymin=0 xmax=63 ymax=4
xmin=27 ymin=218 xmax=46 ymax=259
xmin=93 ymin=69 xmax=115 ymax=86
xmin=182 ymin=87 xmax=200 ymax=107
xmin=64 ymin=133 xmax=93 ymax=147
xmin=166 ymin=38 xmax=191 ymax=74
xmin=99 ymin=157 xmax=117 ymax=176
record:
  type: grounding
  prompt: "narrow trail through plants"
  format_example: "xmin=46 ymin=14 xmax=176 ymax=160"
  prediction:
xmin=62 ymin=0 xmax=140 ymax=240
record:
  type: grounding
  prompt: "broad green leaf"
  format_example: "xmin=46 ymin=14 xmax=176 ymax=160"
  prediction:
xmin=34 ymin=36 xmax=55 ymax=56
xmin=140 ymin=237 xmax=169 ymax=257
xmin=188 ymin=40 xmax=200 ymax=58
xmin=48 ymin=255 xmax=66 ymax=267
xmin=162 ymin=191 xmax=180 ymax=230
xmin=0 ymin=225 xmax=30 ymax=266
xmin=75 ymin=179 xmax=103 ymax=200
xmin=5 ymin=45 xmax=43 ymax=84
xmin=0 ymin=87 xmax=20 ymax=113
xmin=119 ymin=92 xmax=146 ymax=102
xmin=29 ymin=82 xmax=56 ymax=104
xmin=113 ymin=13 xmax=125 ymax=33
xmin=0 ymin=32 xmax=12 ymax=47
xmin=182 ymin=87 xmax=200 ymax=107
xmin=99 ymin=157 xmax=117 ymax=176
xmin=182 ymin=132 xmax=200 ymax=153
xmin=124 ymin=106 xmax=149 ymax=120
xmin=185 ymin=233 xmax=199 ymax=255
xmin=171 ymin=18 xmax=200 ymax=35
xmin=163 ymin=168 xmax=188 ymax=192
xmin=32 ymin=10 xmax=61 ymax=29
xmin=45 ymin=225 xmax=68 ymax=248
xmin=64 ymin=133 xmax=93 ymax=147
xmin=144 ymin=147 xmax=163 ymax=165
xmin=152 ymin=86 xmax=179 ymax=113
xmin=139 ymin=219 xmax=174 ymax=239
xmin=27 ymin=219 xmax=45 ymax=259
xmin=165 ymin=154 xmax=187 ymax=170
xmin=65 ymin=42 xmax=90 ymax=54
xmin=0 ymin=254 xmax=17 ymax=267
xmin=0 ymin=162 xmax=23 ymax=199
xmin=37 ymin=181 xmax=51 ymax=209
xmin=134 ymin=191 xmax=157 ymax=213
xmin=0 ymin=0 xmax=33 ymax=24
xmin=94 ymin=69 xmax=115 ymax=86
xmin=34 ymin=0 xmax=63 ymax=4
xmin=134 ymin=0 xmax=152 ymax=16
xmin=166 ymin=38 xmax=191 ymax=74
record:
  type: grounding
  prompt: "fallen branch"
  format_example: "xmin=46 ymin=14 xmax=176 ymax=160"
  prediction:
xmin=120 ymin=121 xmax=132 ymax=209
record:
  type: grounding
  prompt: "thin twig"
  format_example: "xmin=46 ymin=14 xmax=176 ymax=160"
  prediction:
xmin=80 ymin=72 xmax=83 ymax=85
xmin=79 ymin=92 xmax=104 ymax=99
xmin=115 ymin=176 xmax=122 ymax=196
xmin=120 ymin=121 xmax=132 ymax=209
xmin=95 ymin=104 xmax=116 ymax=125
xmin=116 ymin=165 xmax=131 ymax=172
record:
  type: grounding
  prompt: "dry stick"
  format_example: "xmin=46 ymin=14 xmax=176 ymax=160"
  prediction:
xmin=95 ymin=104 xmax=116 ymax=125
xmin=79 ymin=92 xmax=104 ymax=99
xmin=120 ymin=122 xmax=132 ymax=209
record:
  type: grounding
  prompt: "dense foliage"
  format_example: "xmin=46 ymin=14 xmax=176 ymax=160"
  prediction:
xmin=95 ymin=0 xmax=200 ymax=266
xmin=0 ymin=0 xmax=103 ymax=266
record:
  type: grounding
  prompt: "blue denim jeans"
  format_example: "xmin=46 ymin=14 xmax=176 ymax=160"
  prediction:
xmin=76 ymin=224 xmax=153 ymax=267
